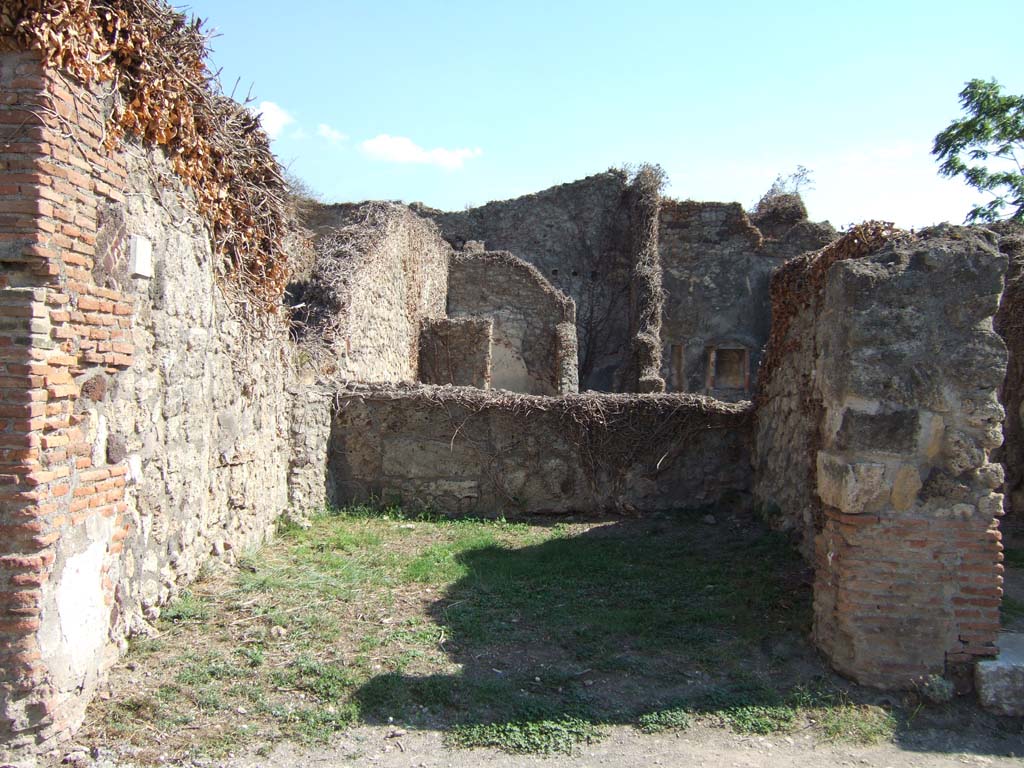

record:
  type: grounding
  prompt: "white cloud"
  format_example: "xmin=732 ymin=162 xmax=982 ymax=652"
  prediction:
xmin=254 ymin=101 xmax=294 ymax=140
xmin=317 ymin=123 xmax=348 ymax=144
xmin=360 ymin=134 xmax=483 ymax=170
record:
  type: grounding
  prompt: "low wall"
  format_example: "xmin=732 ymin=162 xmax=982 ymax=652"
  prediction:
xmin=448 ymin=251 xmax=577 ymax=395
xmin=754 ymin=223 xmax=1008 ymax=688
xmin=329 ymin=386 xmax=752 ymax=516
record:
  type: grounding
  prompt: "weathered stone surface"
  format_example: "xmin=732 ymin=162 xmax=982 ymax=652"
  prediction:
xmin=890 ymin=464 xmax=923 ymax=511
xmin=756 ymin=224 xmax=1008 ymax=688
xmin=976 ymin=633 xmax=1024 ymax=716
xmin=330 ymin=386 xmax=752 ymax=516
xmin=294 ymin=202 xmax=451 ymax=384
xmin=419 ymin=317 xmax=492 ymax=389
xmin=816 ymin=452 xmax=888 ymax=514
xmin=447 ymin=251 xmax=576 ymax=394
xmin=992 ymin=221 xmax=1024 ymax=516
xmin=95 ymin=148 xmax=292 ymax=629
xmin=659 ymin=200 xmax=834 ymax=398
xmin=833 ymin=409 xmax=919 ymax=454
xmin=418 ymin=173 xmax=633 ymax=390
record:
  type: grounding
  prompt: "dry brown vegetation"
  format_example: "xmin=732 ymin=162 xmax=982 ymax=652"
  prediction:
xmin=1 ymin=0 xmax=291 ymax=312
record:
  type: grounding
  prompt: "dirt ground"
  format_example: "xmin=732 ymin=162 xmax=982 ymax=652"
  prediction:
xmin=73 ymin=722 xmax=1022 ymax=768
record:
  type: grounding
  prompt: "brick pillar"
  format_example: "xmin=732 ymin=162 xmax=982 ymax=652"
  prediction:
xmin=0 ymin=48 xmax=135 ymax=755
xmin=810 ymin=228 xmax=1006 ymax=688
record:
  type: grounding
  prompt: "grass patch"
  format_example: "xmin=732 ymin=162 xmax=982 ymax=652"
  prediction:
xmin=819 ymin=704 xmax=898 ymax=744
xmin=161 ymin=590 xmax=210 ymax=623
xmin=80 ymin=506 xmax=907 ymax=760
xmin=636 ymin=707 xmax=692 ymax=734
xmin=446 ymin=717 xmax=601 ymax=755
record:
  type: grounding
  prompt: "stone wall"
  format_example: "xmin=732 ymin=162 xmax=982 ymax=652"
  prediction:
xmin=418 ymin=173 xmax=633 ymax=390
xmin=293 ymin=202 xmax=451 ymax=384
xmin=754 ymin=224 xmax=1008 ymax=687
xmin=0 ymin=50 xmax=298 ymax=757
xmin=657 ymin=200 xmax=834 ymax=398
xmin=329 ymin=386 xmax=752 ymax=516
xmin=418 ymin=318 xmax=492 ymax=388
xmin=992 ymin=223 xmax=1024 ymax=517
xmin=447 ymin=251 xmax=577 ymax=395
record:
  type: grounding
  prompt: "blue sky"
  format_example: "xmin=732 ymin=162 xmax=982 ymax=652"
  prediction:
xmin=186 ymin=0 xmax=1022 ymax=228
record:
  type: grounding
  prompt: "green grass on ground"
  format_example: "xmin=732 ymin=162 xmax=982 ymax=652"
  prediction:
xmin=80 ymin=506 xmax=925 ymax=760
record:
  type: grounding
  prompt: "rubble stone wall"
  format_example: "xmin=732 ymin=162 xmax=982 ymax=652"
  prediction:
xmin=420 ymin=173 xmax=632 ymax=390
xmin=755 ymin=225 xmax=1008 ymax=687
xmin=657 ymin=200 xmax=834 ymax=398
xmin=295 ymin=202 xmax=451 ymax=384
xmin=993 ymin=224 xmax=1024 ymax=518
xmin=329 ymin=386 xmax=752 ymax=516
xmin=0 ymin=51 xmax=297 ymax=756
xmin=418 ymin=317 xmax=493 ymax=389
xmin=447 ymin=251 xmax=577 ymax=395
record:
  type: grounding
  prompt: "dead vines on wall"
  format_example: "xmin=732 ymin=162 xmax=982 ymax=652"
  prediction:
xmin=1 ymin=0 xmax=290 ymax=313
xmin=620 ymin=163 xmax=666 ymax=393
xmin=337 ymin=384 xmax=751 ymax=504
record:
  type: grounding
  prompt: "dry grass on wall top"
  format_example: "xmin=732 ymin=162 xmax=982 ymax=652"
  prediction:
xmin=1 ymin=0 xmax=291 ymax=313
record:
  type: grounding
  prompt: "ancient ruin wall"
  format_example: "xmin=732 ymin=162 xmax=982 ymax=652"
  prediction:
xmin=418 ymin=318 xmax=493 ymax=389
xmin=447 ymin=251 xmax=577 ymax=395
xmin=619 ymin=168 xmax=665 ymax=393
xmin=329 ymin=387 xmax=752 ymax=516
xmin=992 ymin=224 xmax=1024 ymax=518
xmin=0 ymin=51 xmax=299 ymax=755
xmin=755 ymin=224 xmax=1008 ymax=688
xmin=293 ymin=203 xmax=450 ymax=383
xmin=419 ymin=173 xmax=633 ymax=390
xmin=657 ymin=200 xmax=835 ymax=398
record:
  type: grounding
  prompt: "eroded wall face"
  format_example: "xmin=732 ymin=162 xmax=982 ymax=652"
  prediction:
xmin=421 ymin=173 xmax=632 ymax=390
xmin=993 ymin=226 xmax=1024 ymax=518
xmin=657 ymin=201 xmax=834 ymax=399
xmin=419 ymin=318 xmax=493 ymax=388
xmin=295 ymin=203 xmax=451 ymax=385
xmin=755 ymin=226 xmax=1008 ymax=688
xmin=329 ymin=388 xmax=752 ymax=516
xmin=0 ymin=52 xmax=296 ymax=755
xmin=447 ymin=252 xmax=577 ymax=395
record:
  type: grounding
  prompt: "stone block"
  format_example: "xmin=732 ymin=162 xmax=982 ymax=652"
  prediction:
xmin=976 ymin=632 xmax=1024 ymax=716
xmin=834 ymin=408 xmax=919 ymax=454
xmin=890 ymin=464 xmax=922 ymax=511
xmin=816 ymin=451 xmax=887 ymax=514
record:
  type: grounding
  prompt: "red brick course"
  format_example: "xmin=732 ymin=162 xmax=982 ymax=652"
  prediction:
xmin=0 ymin=48 xmax=134 ymax=751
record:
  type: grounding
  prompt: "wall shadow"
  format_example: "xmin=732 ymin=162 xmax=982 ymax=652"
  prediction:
xmin=351 ymin=512 xmax=1022 ymax=755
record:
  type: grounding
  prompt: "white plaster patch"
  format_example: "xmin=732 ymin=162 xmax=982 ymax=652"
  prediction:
xmin=56 ymin=539 xmax=109 ymax=682
xmin=91 ymin=412 xmax=108 ymax=468
xmin=128 ymin=453 xmax=144 ymax=484
xmin=130 ymin=234 xmax=153 ymax=278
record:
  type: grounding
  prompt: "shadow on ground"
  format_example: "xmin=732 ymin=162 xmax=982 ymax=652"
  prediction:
xmin=352 ymin=511 xmax=1021 ymax=754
